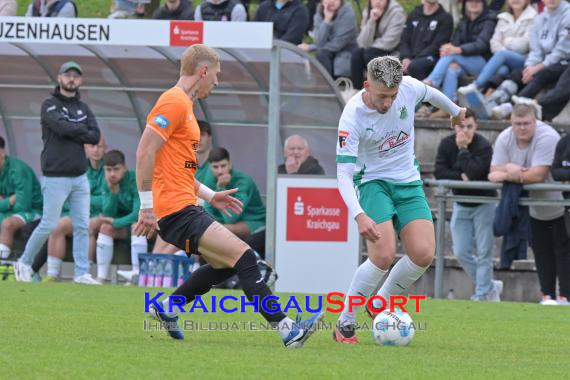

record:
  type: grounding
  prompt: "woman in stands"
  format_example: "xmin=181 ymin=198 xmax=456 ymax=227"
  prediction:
xmin=298 ymin=0 xmax=357 ymax=79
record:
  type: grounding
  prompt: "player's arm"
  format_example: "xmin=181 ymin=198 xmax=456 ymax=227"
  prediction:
xmin=416 ymin=80 xmax=466 ymax=127
xmin=195 ymin=179 xmax=243 ymax=217
xmin=134 ymin=127 xmax=165 ymax=237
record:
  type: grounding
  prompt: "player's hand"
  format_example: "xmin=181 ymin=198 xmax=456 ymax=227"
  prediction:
xmin=451 ymin=108 xmax=466 ymax=129
xmin=99 ymin=216 xmax=114 ymax=225
xmin=8 ymin=194 xmax=16 ymax=206
xmin=134 ymin=208 xmax=159 ymax=239
xmin=355 ymin=213 xmax=381 ymax=242
xmin=210 ymin=188 xmax=243 ymax=217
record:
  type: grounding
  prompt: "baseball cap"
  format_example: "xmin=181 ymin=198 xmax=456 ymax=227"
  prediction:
xmin=59 ymin=61 xmax=83 ymax=75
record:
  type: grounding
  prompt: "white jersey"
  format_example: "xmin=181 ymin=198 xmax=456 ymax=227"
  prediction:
xmin=336 ymin=76 xmax=428 ymax=184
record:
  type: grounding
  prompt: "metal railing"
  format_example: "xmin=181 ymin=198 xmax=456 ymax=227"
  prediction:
xmin=423 ymin=179 xmax=570 ymax=299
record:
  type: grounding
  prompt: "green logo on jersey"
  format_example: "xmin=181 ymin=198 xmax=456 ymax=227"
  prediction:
xmin=399 ymin=106 xmax=408 ymax=120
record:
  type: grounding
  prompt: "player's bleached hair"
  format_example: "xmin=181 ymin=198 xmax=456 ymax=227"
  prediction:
xmin=366 ymin=56 xmax=403 ymax=88
xmin=180 ymin=44 xmax=219 ymax=77
xmin=284 ymin=134 xmax=309 ymax=150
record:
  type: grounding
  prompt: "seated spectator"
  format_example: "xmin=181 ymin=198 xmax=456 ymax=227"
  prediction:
xmin=473 ymin=0 xmax=570 ymax=120
xmin=298 ymin=0 xmax=357 ymax=78
xmin=0 ymin=137 xmax=43 ymax=261
xmin=40 ymin=137 xmax=107 ymax=281
xmin=399 ymin=0 xmax=454 ymax=81
xmin=0 ymin=0 xmax=17 ymax=16
xmin=434 ymin=108 xmax=501 ymax=301
xmin=489 ymin=103 xmax=569 ymax=305
xmin=439 ymin=0 xmax=462 ymax=26
xmin=423 ymin=0 xmax=497 ymax=111
xmin=153 ymin=0 xmax=194 ymax=19
xmin=255 ymin=0 xmax=310 ymax=45
xmin=91 ymin=150 xmax=146 ymax=283
xmin=26 ymin=0 xmax=77 ymax=17
xmin=109 ymin=0 xmax=149 ymax=18
xmin=351 ymin=0 xmax=406 ymax=89
xmin=194 ymin=0 xmax=247 ymax=21
xmin=195 ymin=120 xmax=216 ymax=186
xmin=532 ymin=64 xmax=570 ymax=122
xmin=278 ymin=134 xmax=325 ymax=175
xmin=459 ymin=0 xmax=536 ymax=118
xmin=204 ymin=147 xmax=265 ymax=240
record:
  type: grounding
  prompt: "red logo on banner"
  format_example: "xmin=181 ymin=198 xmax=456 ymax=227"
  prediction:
xmin=286 ymin=188 xmax=348 ymax=242
xmin=170 ymin=21 xmax=203 ymax=46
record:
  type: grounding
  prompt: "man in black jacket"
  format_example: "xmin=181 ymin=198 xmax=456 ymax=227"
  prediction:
xmin=15 ymin=61 xmax=101 ymax=285
xmin=152 ymin=0 xmax=194 ymax=20
xmin=400 ymin=0 xmax=453 ymax=81
xmin=434 ymin=108 xmax=502 ymax=301
xmin=278 ymin=134 xmax=325 ymax=175
xmin=255 ymin=0 xmax=309 ymax=45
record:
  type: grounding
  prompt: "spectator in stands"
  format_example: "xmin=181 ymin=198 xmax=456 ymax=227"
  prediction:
xmin=399 ymin=0 xmax=454 ymax=81
xmin=351 ymin=0 xmax=406 ymax=89
xmin=0 ymin=0 xmax=17 ymax=16
xmin=423 ymin=0 xmax=497 ymax=114
xmin=90 ymin=150 xmax=144 ymax=283
xmin=38 ymin=137 xmax=107 ymax=281
xmin=434 ymin=109 xmax=502 ymax=301
xmin=109 ymin=0 xmax=149 ymax=18
xmin=298 ymin=0 xmax=357 ymax=78
xmin=458 ymin=0 xmax=536 ymax=112
xmin=153 ymin=0 xmax=194 ymax=19
xmin=475 ymin=0 xmax=570 ymax=120
xmin=535 ymin=64 xmax=570 ymax=122
xmin=204 ymin=147 xmax=265 ymax=240
xmin=0 ymin=137 xmax=43 ymax=261
xmin=15 ymin=61 xmax=100 ymax=285
xmin=25 ymin=0 xmax=77 ymax=17
xmin=255 ymin=0 xmax=310 ymax=45
xmin=278 ymin=134 xmax=325 ymax=175
xmin=489 ymin=103 xmax=569 ymax=305
xmin=194 ymin=0 xmax=247 ymax=20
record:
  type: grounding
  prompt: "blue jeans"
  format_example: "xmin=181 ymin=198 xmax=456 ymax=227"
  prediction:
xmin=20 ymin=175 xmax=90 ymax=278
xmin=427 ymin=55 xmax=487 ymax=101
xmin=474 ymin=50 xmax=526 ymax=88
xmin=450 ymin=203 xmax=496 ymax=299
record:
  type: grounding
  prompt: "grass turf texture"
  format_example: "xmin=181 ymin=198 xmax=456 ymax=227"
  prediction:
xmin=2 ymin=281 xmax=568 ymax=379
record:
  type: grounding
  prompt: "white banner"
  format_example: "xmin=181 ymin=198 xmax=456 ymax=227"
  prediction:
xmin=0 ymin=17 xmax=273 ymax=49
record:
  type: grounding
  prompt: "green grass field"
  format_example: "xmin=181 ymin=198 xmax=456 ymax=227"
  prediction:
xmin=2 ymin=281 xmax=568 ymax=379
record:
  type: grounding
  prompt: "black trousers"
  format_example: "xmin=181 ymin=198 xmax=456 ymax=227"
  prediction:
xmin=510 ymin=63 xmax=569 ymax=99
xmin=530 ymin=216 xmax=570 ymax=298
xmin=407 ymin=56 xmax=437 ymax=81
xmin=538 ymin=64 xmax=570 ymax=121
xmin=351 ymin=47 xmax=391 ymax=89
xmin=316 ymin=49 xmax=335 ymax=77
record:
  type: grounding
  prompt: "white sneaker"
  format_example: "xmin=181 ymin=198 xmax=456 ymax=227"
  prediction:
xmin=539 ymin=295 xmax=558 ymax=305
xmin=117 ymin=269 xmax=139 ymax=282
xmin=493 ymin=280 xmax=503 ymax=296
xmin=557 ymin=296 xmax=570 ymax=306
xmin=457 ymin=83 xmax=478 ymax=95
xmin=491 ymin=102 xmax=513 ymax=120
xmin=14 ymin=261 xmax=33 ymax=282
xmin=74 ymin=273 xmax=102 ymax=285
xmin=512 ymin=95 xmax=543 ymax=120
xmin=487 ymin=280 xmax=503 ymax=302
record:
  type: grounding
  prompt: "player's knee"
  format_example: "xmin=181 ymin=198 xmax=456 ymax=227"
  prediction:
xmin=1 ymin=217 xmax=15 ymax=232
xmin=411 ymin=247 xmax=434 ymax=267
xmin=100 ymin=223 xmax=114 ymax=235
xmin=369 ymin=254 xmax=395 ymax=271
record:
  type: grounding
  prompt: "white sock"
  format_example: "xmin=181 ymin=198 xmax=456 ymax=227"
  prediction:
xmin=277 ymin=317 xmax=296 ymax=339
xmin=130 ymin=235 xmax=147 ymax=272
xmin=174 ymin=250 xmax=186 ymax=256
xmin=373 ymin=255 xmax=428 ymax=309
xmin=96 ymin=233 xmax=114 ymax=280
xmin=338 ymin=259 xmax=387 ymax=325
xmin=0 ymin=243 xmax=11 ymax=259
xmin=47 ymin=256 xmax=62 ymax=277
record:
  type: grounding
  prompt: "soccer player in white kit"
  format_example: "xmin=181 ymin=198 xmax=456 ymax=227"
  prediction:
xmin=334 ymin=56 xmax=466 ymax=344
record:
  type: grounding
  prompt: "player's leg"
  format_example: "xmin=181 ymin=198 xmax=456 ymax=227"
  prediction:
xmin=46 ymin=217 xmax=73 ymax=280
xmin=88 ymin=217 xmax=105 ymax=262
xmin=116 ymin=224 xmax=148 ymax=282
xmin=96 ymin=223 xmax=128 ymax=283
xmin=0 ymin=215 xmax=25 ymax=259
xmin=222 ymin=221 xmax=251 ymax=240
xmin=152 ymin=233 xmax=181 ymax=254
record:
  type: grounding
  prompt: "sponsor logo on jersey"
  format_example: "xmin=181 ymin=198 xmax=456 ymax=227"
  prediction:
xmin=338 ymin=130 xmax=349 ymax=148
xmin=154 ymin=114 xmax=170 ymax=129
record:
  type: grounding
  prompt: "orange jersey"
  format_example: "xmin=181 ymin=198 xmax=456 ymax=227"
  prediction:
xmin=146 ymin=86 xmax=200 ymax=218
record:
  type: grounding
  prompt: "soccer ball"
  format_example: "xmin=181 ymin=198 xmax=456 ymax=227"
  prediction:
xmin=372 ymin=309 xmax=415 ymax=346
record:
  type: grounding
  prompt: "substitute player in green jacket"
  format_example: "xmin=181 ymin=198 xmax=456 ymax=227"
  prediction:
xmin=92 ymin=150 xmax=146 ymax=283
xmin=0 ymin=137 xmax=42 ymax=260
xmin=204 ymin=147 xmax=265 ymax=240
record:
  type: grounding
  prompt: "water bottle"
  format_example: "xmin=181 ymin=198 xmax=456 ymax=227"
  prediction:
xmin=447 ymin=289 xmax=455 ymax=300
xmin=146 ymin=259 xmax=155 ymax=288
xmin=154 ymin=260 xmax=164 ymax=288
xmin=163 ymin=259 xmax=174 ymax=288
xmin=177 ymin=262 xmax=185 ymax=287
xmin=138 ymin=259 xmax=148 ymax=287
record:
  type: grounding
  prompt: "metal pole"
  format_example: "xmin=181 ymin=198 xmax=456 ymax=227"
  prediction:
xmin=265 ymin=45 xmax=281 ymax=270
xmin=434 ymin=184 xmax=447 ymax=299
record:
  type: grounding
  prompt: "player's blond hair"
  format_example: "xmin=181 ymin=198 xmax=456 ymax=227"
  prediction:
xmin=366 ymin=56 xmax=403 ymax=88
xmin=180 ymin=45 xmax=219 ymax=77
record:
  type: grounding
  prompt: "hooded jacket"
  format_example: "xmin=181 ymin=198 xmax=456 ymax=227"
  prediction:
xmin=40 ymin=86 xmax=100 ymax=177
xmin=399 ymin=4 xmax=453 ymax=61
xmin=152 ymin=0 xmax=194 ymax=20
xmin=357 ymin=0 xmax=406 ymax=51
xmin=490 ymin=5 xmax=536 ymax=54
xmin=254 ymin=0 xmax=309 ymax=45
xmin=526 ymin=0 xmax=570 ymax=67
xmin=451 ymin=0 xmax=497 ymax=58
